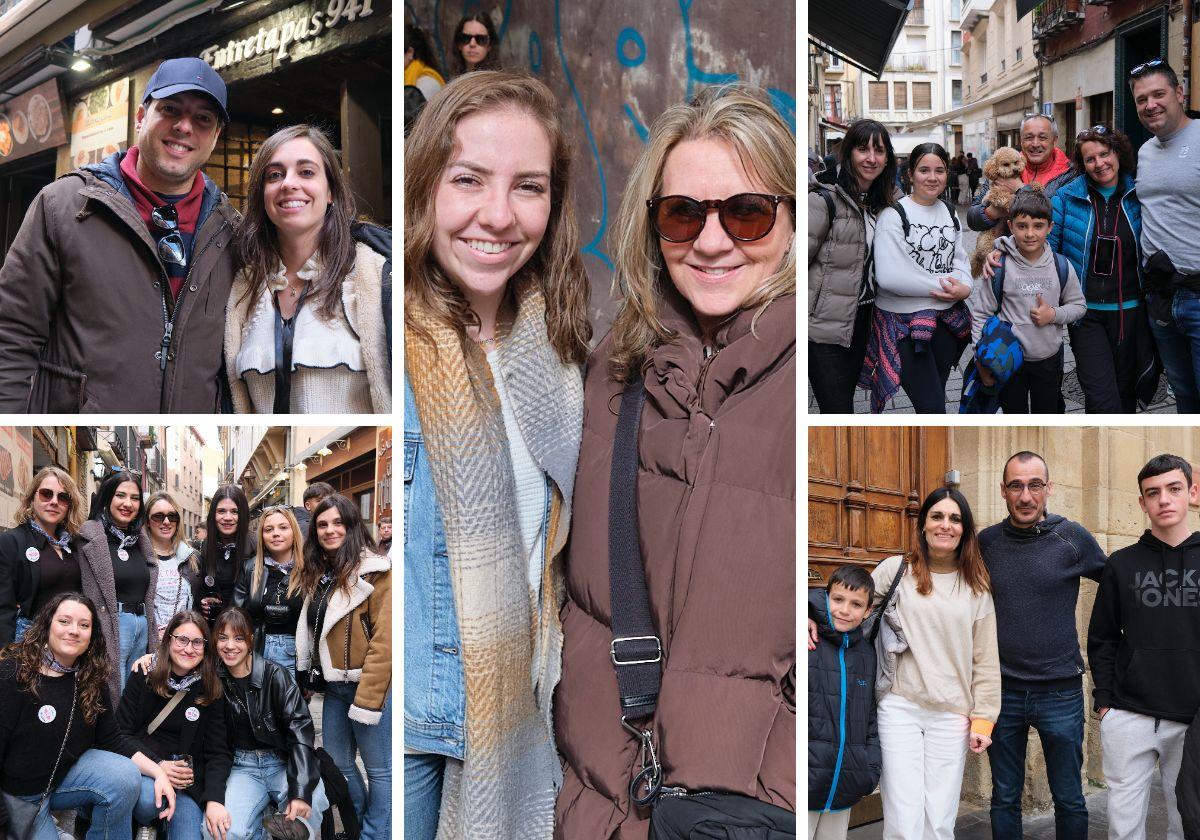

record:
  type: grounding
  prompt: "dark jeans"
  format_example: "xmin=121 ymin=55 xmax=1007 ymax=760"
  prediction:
xmin=1148 ymin=288 xmax=1200 ymax=413
xmin=1069 ymin=308 xmax=1141 ymax=413
xmin=1000 ymin=346 xmax=1065 ymax=414
xmin=989 ymin=687 xmax=1088 ymax=840
xmin=896 ymin=320 xmax=961 ymax=413
xmin=809 ymin=304 xmax=871 ymax=413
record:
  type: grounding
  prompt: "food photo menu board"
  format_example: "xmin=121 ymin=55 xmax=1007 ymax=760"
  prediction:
xmin=68 ymin=76 xmax=130 ymax=168
xmin=0 ymin=78 xmax=66 ymax=165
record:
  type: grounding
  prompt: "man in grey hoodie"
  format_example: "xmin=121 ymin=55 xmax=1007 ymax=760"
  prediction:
xmin=968 ymin=187 xmax=1086 ymax=413
xmin=980 ymin=451 xmax=1107 ymax=839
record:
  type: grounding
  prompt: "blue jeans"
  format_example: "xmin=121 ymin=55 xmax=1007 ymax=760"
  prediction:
xmin=204 ymin=750 xmax=327 ymax=840
xmin=263 ymin=634 xmax=296 ymax=671
xmin=322 ymin=683 xmax=390 ymax=840
xmin=988 ymin=687 xmax=1088 ymax=839
xmin=15 ymin=615 xmax=31 ymax=642
xmin=132 ymin=777 xmax=203 ymax=840
xmin=1149 ymin=288 xmax=1200 ymax=412
xmin=118 ymin=611 xmax=148 ymax=693
xmin=20 ymin=749 xmax=141 ymax=840
xmin=404 ymin=753 xmax=445 ymax=840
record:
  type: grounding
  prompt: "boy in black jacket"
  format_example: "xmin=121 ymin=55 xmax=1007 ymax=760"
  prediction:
xmin=809 ymin=565 xmax=881 ymax=839
xmin=1088 ymin=453 xmax=1200 ymax=840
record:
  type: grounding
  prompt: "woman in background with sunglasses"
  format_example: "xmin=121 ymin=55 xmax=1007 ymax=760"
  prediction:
xmin=864 ymin=142 xmax=973 ymax=413
xmin=404 ymin=71 xmax=590 ymax=839
xmin=233 ymin=505 xmax=306 ymax=672
xmin=143 ymin=493 xmax=199 ymax=643
xmin=0 ymin=467 xmax=87 ymax=646
xmin=450 ymin=13 xmax=499 ymax=76
xmin=555 ymin=85 xmax=796 ymax=837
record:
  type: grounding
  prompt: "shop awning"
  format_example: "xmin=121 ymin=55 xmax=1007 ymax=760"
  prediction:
xmin=810 ymin=0 xmax=912 ymax=78
xmin=1017 ymin=0 xmax=1042 ymax=20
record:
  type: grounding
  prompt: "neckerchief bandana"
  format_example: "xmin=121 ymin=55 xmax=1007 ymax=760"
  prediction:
xmin=166 ymin=671 xmax=203 ymax=692
xmin=42 ymin=648 xmax=80 ymax=674
xmin=28 ymin=519 xmax=71 ymax=553
xmin=265 ymin=555 xmax=294 ymax=574
xmin=100 ymin=512 xmax=139 ymax=551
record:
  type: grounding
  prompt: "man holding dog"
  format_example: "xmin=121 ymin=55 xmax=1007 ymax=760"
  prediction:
xmin=968 ymin=114 xmax=1075 ymax=232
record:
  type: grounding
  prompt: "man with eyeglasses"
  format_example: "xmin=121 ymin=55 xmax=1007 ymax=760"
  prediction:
xmin=0 ymin=57 xmax=239 ymax=413
xmin=967 ymin=114 xmax=1077 ymax=232
xmin=1129 ymin=58 xmax=1200 ymax=413
xmin=978 ymin=450 xmax=1107 ymax=839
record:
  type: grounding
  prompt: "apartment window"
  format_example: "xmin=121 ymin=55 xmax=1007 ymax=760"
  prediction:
xmin=869 ymin=81 xmax=889 ymax=111
xmin=1016 ymin=47 xmax=1023 ymax=63
xmin=910 ymin=0 xmax=924 ymax=24
xmin=951 ymin=79 xmax=963 ymax=109
xmin=1001 ymin=58 xmax=1007 ymax=72
xmin=981 ymin=72 xmax=989 ymax=85
xmin=894 ymin=81 xmax=908 ymax=110
xmin=828 ymin=54 xmax=842 ymax=70
xmin=824 ymin=84 xmax=843 ymax=119
xmin=950 ymin=0 xmax=961 ymax=18
xmin=913 ymin=82 xmax=932 ymax=110
xmin=951 ymin=31 xmax=962 ymax=65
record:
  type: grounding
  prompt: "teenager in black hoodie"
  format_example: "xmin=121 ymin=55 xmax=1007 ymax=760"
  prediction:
xmin=1088 ymin=453 xmax=1200 ymax=840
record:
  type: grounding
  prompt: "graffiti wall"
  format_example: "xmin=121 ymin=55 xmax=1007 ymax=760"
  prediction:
xmin=404 ymin=0 xmax=797 ymax=326
xmin=0 ymin=428 xmax=33 ymax=531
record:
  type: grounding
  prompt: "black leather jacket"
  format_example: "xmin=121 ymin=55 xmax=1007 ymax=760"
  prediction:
xmin=218 ymin=655 xmax=319 ymax=803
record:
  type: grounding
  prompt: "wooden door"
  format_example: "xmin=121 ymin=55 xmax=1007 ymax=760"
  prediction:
xmin=808 ymin=426 xmax=950 ymax=586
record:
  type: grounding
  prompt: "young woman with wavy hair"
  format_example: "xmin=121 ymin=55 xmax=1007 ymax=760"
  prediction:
xmin=554 ymin=84 xmax=796 ymax=837
xmin=225 ymin=124 xmax=390 ymax=413
xmin=0 ymin=592 xmax=174 ymax=840
xmin=0 ymin=467 xmax=87 ymax=645
xmin=403 ymin=70 xmax=590 ymax=839
xmin=869 ymin=487 xmax=1000 ymax=839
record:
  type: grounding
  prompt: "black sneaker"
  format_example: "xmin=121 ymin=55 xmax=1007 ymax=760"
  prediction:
xmin=261 ymin=813 xmax=308 ymax=840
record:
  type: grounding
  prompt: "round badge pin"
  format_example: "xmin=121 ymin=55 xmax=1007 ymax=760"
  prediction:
xmin=204 ymin=575 xmax=215 ymax=587
xmin=185 ymin=706 xmax=200 ymax=722
xmin=25 ymin=547 xmax=39 ymax=562
xmin=37 ymin=704 xmax=56 ymax=724
xmin=117 ymin=548 xmax=129 ymax=562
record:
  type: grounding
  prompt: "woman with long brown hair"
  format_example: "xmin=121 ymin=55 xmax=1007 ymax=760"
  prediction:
xmin=0 ymin=466 xmax=87 ymax=645
xmin=450 ymin=13 xmax=500 ymax=76
xmin=404 ymin=70 xmax=590 ymax=839
xmin=869 ymin=486 xmax=1001 ymax=839
xmin=225 ymin=123 xmax=390 ymax=413
xmin=0 ymin=592 xmax=174 ymax=840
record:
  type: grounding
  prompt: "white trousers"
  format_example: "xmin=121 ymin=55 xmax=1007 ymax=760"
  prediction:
xmin=1101 ymin=708 xmax=1187 ymax=840
xmin=807 ymin=808 xmax=851 ymax=840
xmin=877 ymin=692 xmax=970 ymax=840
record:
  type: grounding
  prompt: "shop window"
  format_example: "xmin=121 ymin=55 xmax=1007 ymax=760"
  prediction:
xmin=204 ymin=122 xmax=273 ymax=212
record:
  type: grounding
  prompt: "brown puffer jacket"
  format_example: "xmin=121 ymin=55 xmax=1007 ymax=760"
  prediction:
xmin=553 ymin=291 xmax=796 ymax=839
xmin=808 ymin=181 xmax=872 ymax=348
xmin=0 ymin=152 xmax=238 ymax=413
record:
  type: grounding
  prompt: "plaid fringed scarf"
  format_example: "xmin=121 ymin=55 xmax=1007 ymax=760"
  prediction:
xmin=859 ymin=302 xmax=971 ymax=412
xmin=405 ymin=280 xmax=583 ymax=840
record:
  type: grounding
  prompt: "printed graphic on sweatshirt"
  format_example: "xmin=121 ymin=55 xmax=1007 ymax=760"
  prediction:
xmin=904 ymin=222 xmax=958 ymax=275
xmin=1134 ymin=569 xmax=1200 ymax=606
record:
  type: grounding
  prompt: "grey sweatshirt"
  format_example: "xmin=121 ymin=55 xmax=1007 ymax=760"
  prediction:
xmin=873 ymin=196 xmax=973 ymax=314
xmin=1137 ymin=117 xmax=1200 ymax=274
xmin=968 ymin=235 xmax=1086 ymax=361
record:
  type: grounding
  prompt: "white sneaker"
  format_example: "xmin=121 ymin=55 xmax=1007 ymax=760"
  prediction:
xmin=135 ymin=826 xmax=156 ymax=840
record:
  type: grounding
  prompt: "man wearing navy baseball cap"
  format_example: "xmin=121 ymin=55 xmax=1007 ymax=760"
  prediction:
xmin=0 ymin=56 xmax=240 ymax=413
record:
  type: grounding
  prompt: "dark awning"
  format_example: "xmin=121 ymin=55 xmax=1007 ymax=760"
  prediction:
xmin=1016 ymin=0 xmax=1042 ymax=20
xmin=809 ymin=0 xmax=912 ymax=78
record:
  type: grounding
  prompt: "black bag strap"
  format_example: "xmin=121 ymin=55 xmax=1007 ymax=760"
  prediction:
xmin=608 ymin=374 xmax=661 ymax=721
xmin=867 ymin=559 xmax=907 ymax=645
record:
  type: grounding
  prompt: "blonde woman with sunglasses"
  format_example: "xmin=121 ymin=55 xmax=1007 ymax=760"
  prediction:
xmin=143 ymin=493 xmax=199 ymax=641
xmin=232 ymin=505 xmax=306 ymax=671
xmin=0 ymin=467 xmax=87 ymax=645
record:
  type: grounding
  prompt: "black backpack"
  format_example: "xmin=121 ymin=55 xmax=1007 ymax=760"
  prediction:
xmin=894 ymin=197 xmax=961 ymax=238
xmin=317 ymin=746 xmax=361 ymax=840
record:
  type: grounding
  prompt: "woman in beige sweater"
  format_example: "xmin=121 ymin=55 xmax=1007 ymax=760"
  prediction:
xmin=870 ymin=487 xmax=1001 ymax=840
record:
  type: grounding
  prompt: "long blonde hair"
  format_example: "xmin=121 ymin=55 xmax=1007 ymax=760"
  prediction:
xmin=143 ymin=491 xmax=191 ymax=558
xmin=15 ymin=466 xmax=85 ymax=536
xmin=252 ymin=505 xmax=306 ymax=598
xmin=608 ymin=85 xmax=796 ymax=382
xmin=404 ymin=70 xmax=591 ymax=364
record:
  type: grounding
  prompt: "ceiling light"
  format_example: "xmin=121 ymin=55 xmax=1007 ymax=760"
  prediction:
xmin=70 ymin=58 xmax=92 ymax=72
xmin=271 ymin=107 xmax=283 ymax=115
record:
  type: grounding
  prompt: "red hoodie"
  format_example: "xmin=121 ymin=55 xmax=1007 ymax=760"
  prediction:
xmin=1022 ymin=145 xmax=1072 ymax=188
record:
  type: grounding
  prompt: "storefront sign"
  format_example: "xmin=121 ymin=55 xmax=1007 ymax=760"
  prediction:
xmin=0 ymin=79 xmax=67 ymax=165
xmin=201 ymin=0 xmax=376 ymax=71
xmin=68 ymin=77 xmax=130 ymax=169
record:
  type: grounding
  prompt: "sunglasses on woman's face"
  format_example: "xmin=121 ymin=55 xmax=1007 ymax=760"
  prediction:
xmin=647 ymin=193 xmax=792 ymax=243
xmin=456 ymin=32 xmax=490 ymax=47
xmin=36 ymin=488 xmax=71 ymax=505
xmin=150 ymin=511 xmax=181 ymax=525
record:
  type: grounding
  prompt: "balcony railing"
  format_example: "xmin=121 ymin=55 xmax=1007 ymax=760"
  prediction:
xmin=1034 ymin=0 xmax=1086 ymax=40
xmin=906 ymin=7 xmax=926 ymax=25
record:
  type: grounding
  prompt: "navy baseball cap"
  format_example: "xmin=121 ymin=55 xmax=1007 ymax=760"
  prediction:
xmin=143 ymin=58 xmax=229 ymax=123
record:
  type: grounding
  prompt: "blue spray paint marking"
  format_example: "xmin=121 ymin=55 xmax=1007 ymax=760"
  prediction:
xmin=529 ymin=31 xmax=542 ymax=73
xmin=623 ymin=104 xmax=649 ymax=142
xmin=497 ymin=0 xmax=513 ymax=42
xmin=679 ymin=0 xmax=737 ymax=99
xmin=616 ymin=27 xmax=646 ymax=67
xmin=555 ymin=0 xmax=613 ymax=270
xmin=768 ymin=88 xmax=797 ymax=134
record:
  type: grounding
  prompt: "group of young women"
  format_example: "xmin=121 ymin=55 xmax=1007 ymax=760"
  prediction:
xmin=404 ymin=68 xmax=796 ymax=836
xmin=808 ymin=118 xmax=1156 ymax=414
xmin=0 ymin=467 xmax=391 ymax=840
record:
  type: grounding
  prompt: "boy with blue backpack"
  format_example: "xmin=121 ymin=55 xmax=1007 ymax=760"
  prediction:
xmin=809 ymin=565 xmax=881 ymax=839
xmin=968 ymin=186 xmax=1086 ymax=413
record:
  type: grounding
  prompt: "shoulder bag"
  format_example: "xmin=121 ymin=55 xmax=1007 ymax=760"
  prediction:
xmin=609 ymin=376 xmax=796 ymax=839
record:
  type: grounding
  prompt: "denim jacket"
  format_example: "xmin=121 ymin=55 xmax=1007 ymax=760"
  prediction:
xmin=404 ymin=375 xmax=466 ymax=758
